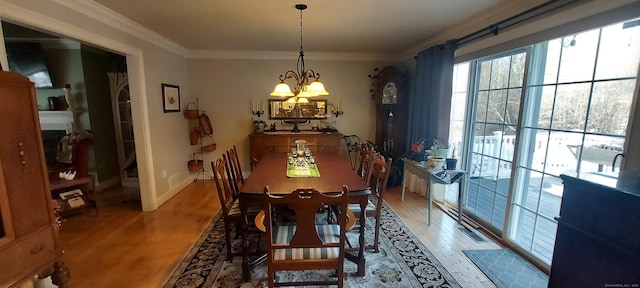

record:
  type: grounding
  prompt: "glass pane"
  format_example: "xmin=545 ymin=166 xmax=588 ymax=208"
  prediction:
xmin=542 ymin=39 xmax=561 ymax=85
xmin=481 ymin=155 xmax=500 ymax=179
xmin=558 ymin=29 xmax=599 ymax=83
xmin=530 ymin=129 xmax=549 ymax=172
xmin=451 ymin=92 xmax=467 ymax=121
xmin=517 ymin=168 xmax=543 ymax=211
xmin=509 ymin=52 xmax=526 ymax=87
xmin=551 ymin=83 xmax=591 ymax=131
xmin=465 ymin=180 xmax=479 ymax=213
xmin=478 ymin=60 xmax=492 ymax=90
xmin=476 ymin=91 xmax=488 ymax=122
xmin=587 ymin=79 xmax=636 ymax=135
xmin=512 ymin=206 xmax=536 ymax=250
xmin=487 ymin=90 xmax=507 ymax=124
xmin=449 ymin=121 xmax=464 ymax=153
xmin=546 ymin=131 xmax=581 ymax=176
xmin=495 ymin=163 xmax=511 ymax=197
xmin=531 ymin=216 xmax=557 ymax=264
xmin=453 ymin=62 xmax=470 ymax=92
xmin=506 ymin=88 xmax=521 ymax=125
xmin=476 ymin=186 xmax=495 ymax=223
xmin=118 ymin=103 xmax=131 ymax=121
xmin=536 ymin=85 xmax=556 ymax=129
xmin=579 ymin=134 xmax=625 ymax=175
xmin=539 ymin=175 xmax=562 ymax=218
xmin=499 ymin=130 xmax=516 ymax=162
xmin=473 ymin=122 xmax=487 ymax=147
xmin=118 ymin=88 xmax=130 ymax=102
xmin=492 ymin=194 xmax=508 ymax=228
xmin=595 ymin=20 xmax=640 ymax=80
xmin=490 ymin=57 xmax=511 ymax=89
xmin=470 ymin=152 xmax=483 ymax=177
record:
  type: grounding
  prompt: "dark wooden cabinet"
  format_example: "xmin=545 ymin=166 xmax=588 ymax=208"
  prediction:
xmin=0 ymin=71 xmax=69 ymax=287
xmin=548 ymin=174 xmax=640 ymax=287
xmin=249 ymin=132 xmax=343 ymax=161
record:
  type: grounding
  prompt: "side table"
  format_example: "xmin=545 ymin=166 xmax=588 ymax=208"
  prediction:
xmin=401 ymin=158 xmax=466 ymax=225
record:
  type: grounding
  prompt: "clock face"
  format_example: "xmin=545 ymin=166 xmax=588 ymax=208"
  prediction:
xmin=381 ymin=82 xmax=398 ymax=104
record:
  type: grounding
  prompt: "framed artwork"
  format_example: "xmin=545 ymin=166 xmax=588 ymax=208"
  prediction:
xmin=162 ymin=83 xmax=180 ymax=113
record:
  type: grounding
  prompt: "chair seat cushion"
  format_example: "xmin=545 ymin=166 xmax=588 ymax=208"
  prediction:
xmin=347 ymin=200 xmax=376 ymax=214
xmin=228 ymin=199 xmax=260 ymax=217
xmin=272 ymin=224 xmax=340 ymax=260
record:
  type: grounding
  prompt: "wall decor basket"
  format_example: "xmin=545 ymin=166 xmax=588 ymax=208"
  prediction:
xmin=187 ymin=153 xmax=203 ymax=172
xmin=184 ymin=102 xmax=199 ymax=119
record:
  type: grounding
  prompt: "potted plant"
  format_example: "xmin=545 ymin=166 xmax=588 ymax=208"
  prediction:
xmin=427 ymin=138 xmax=449 ymax=170
xmin=446 ymin=146 xmax=458 ymax=170
xmin=252 ymin=119 xmax=267 ymax=133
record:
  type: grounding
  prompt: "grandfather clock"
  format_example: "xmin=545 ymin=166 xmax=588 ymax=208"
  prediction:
xmin=374 ymin=66 xmax=407 ymax=157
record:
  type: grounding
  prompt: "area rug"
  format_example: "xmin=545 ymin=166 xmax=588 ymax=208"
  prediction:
xmin=463 ymin=249 xmax=548 ymax=288
xmin=164 ymin=202 xmax=461 ymax=288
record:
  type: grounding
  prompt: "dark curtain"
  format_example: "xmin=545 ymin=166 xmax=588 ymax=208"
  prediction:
xmin=407 ymin=41 xmax=457 ymax=149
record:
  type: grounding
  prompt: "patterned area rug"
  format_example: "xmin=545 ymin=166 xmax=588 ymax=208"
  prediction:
xmin=164 ymin=202 xmax=461 ymax=287
xmin=463 ymin=249 xmax=548 ymax=288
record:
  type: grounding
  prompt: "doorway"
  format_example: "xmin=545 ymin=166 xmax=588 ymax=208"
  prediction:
xmin=1 ymin=20 xmax=141 ymax=205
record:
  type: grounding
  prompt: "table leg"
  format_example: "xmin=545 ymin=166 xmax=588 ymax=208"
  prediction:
xmin=401 ymin=167 xmax=407 ymax=201
xmin=428 ymin=176 xmax=432 ymax=226
xmin=458 ymin=186 xmax=463 ymax=226
xmin=357 ymin=198 xmax=367 ymax=276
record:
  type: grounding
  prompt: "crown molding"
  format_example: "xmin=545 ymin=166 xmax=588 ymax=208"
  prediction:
xmin=189 ymin=49 xmax=402 ymax=62
xmin=50 ymin=0 xmax=189 ymax=57
xmin=4 ymin=0 xmax=404 ymax=61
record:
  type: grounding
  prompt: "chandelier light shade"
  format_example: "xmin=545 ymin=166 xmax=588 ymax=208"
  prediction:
xmin=270 ymin=4 xmax=328 ymax=100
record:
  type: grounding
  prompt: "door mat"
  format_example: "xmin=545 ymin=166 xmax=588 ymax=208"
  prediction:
xmin=463 ymin=248 xmax=548 ymax=288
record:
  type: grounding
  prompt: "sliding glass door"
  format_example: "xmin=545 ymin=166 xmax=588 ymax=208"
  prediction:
xmin=507 ymin=20 xmax=639 ymax=264
xmin=465 ymin=50 xmax=526 ymax=235
xmin=457 ymin=17 xmax=639 ymax=266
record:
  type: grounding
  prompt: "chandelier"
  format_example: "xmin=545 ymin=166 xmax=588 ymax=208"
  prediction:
xmin=270 ymin=4 xmax=328 ymax=101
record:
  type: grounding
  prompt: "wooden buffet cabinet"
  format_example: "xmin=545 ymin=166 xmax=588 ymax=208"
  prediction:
xmin=249 ymin=131 xmax=343 ymax=160
xmin=0 ymin=71 xmax=69 ymax=287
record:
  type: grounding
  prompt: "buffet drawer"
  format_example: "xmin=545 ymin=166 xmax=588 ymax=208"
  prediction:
xmin=0 ymin=226 xmax=57 ymax=285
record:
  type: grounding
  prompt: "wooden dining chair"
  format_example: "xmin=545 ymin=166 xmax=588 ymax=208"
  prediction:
xmin=263 ymin=186 xmax=349 ymax=288
xmin=348 ymin=154 xmax=391 ymax=252
xmin=226 ymin=145 xmax=245 ymax=194
xmin=211 ymin=157 xmax=262 ymax=282
xmin=356 ymin=144 xmax=374 ymax=182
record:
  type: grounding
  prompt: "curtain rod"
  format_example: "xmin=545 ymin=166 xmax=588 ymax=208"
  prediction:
xmin=455 ymin=0 xmax=582 ymax=46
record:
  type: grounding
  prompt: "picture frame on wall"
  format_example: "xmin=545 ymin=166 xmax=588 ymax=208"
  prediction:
xmin=162 ymin=83 xmax=180 ymax=113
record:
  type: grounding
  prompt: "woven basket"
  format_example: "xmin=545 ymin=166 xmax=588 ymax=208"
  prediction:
xmin=189 ymin=127 xmax=200 ymax=145
xmin=187 ymin=153 xmax=203 ymax=172
xmin=199 ymin=111 xmax=213 ymax=135
xmin=184 ymin=102 xmax=199 ymax=119
xmin=202 ymin=143 xmax=217 ymax=153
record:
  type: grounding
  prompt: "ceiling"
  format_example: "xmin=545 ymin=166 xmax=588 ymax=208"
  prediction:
xmin=92 ymin=0 xmax=510 ymax=56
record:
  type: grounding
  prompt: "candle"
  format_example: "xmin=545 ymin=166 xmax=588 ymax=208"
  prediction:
xmin=339 ymin=98 xmax=342 ymax=110
xmin=251 ymin=98 xmax=255 ymax=112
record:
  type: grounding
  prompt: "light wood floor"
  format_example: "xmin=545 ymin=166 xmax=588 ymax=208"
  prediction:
xmin=56 ymin=181 xmax=502 ymax=287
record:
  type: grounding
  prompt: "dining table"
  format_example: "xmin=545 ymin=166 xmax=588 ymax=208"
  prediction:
xmin=239 ymin=151 xmax=371 ymax=276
